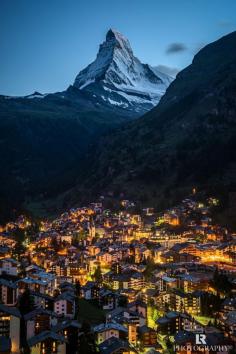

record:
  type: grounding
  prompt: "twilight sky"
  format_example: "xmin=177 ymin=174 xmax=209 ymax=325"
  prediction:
xmin=0 ymin=0 xmax=235 ymax=96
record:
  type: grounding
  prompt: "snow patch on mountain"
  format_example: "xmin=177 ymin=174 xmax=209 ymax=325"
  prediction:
xmin=4 ymin=91 xmax=47 ymax=100
xmin=79 ymin=79 xmax=95 ymax=90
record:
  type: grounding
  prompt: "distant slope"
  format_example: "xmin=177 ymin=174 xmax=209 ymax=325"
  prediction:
xmin=74 ymin=31 xmax=236 ymax=210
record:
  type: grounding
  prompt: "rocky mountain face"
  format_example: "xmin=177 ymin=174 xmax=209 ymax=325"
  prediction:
xmin=74 ymin=29 xmax=173 ymax=114
xmin=0 ymin=29 xmax=172 ymax=221
xmin=74 ymin=31 xmax=236 ymax=215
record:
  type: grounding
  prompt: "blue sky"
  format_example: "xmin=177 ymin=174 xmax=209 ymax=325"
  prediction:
xmin=0 ymin=0 xmax=235 ymax=95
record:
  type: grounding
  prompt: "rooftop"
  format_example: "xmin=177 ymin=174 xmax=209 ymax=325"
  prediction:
xmin=28 ymin=330 xmax=67 ymax=347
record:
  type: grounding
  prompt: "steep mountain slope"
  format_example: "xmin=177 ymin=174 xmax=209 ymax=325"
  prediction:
xmin=0 ymin=30 xmax=172 ymax=221
xmin=74 ymin=29 xmax=173 ymax=114
xmin=75 ymin=31 xmax=236 ymax=210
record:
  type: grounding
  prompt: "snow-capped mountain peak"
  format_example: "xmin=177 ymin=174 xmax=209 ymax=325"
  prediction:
xmin=74 ymin=29 xmax=134 ymax=89
xmin=106 ymin=28 xmax=133 ymax=54
xmin=74 ymin=29 xmax=173 ymax=114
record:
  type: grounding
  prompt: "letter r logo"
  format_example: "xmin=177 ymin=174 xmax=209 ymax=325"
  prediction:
xmin=196 ymin=334 xmax=206 ymax=345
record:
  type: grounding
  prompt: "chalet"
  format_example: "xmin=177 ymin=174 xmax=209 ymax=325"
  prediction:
xmin=0 ymin=258 xmax=19 ymax=276
xmin=27 ymin=330 xmax=67 ymax=354
xmin=99 ymin=289 xmax=118 ymax=310
xmin=18 ymin=277 xmax=51 ymax=295
xmin=0 ymin=246 xmax=10 ymax=259
xmin=156 ymin=290 xmax=201 ymax=315
xmin=80 ymin=281 xmax=100 ymax=300
xmin=138 ymin=325 xmax=157 ymax=347
xmin=156 ymin=311 xmax=203 ymax=335
xmin=24 ymin=308 xmax=60 ymax=339
xmin=54 ymin=292 xmax=75 ymax=318
xmin=172 ymin=289 xmax=201 ymax=315
xmin=0 ymin=279 xmax=18 ymax=306
xmin=93 ymin=322 xmax=128 ymax=344
xmin=171 ymin=242 xmax=198 ymax=256
xmin=178 ymin=273 xmax=211 ymax=293
xmin=51 ymin=319 xmax=81 ymax=352
xmin=106 ymin=307 xmax=146 ymax=328
xmin=109 ymin=272 xmax=144 ymax=291
xmin=157 ymin=276 xmax=177 ymax=292
xmin=96 ymin=252 xmax=113 ymax=266
xmin=98 ymin=337 xmax=137 ymax=354
xmin=30 ymin=291 xmax=54 ymax=311
xmin=127 ymin=301 xmax=147 ymax=320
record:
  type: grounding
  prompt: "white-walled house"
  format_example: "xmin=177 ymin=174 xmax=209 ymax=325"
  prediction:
xmin=0 ymin=304 xmax=21 ymax=353
xmin=27 ymin=330 xmax=67 ymax=354
xmin=54 ymin=292 xmax=75 ymax=318
xmin=93 ymin=322 xmax=127 ymax=344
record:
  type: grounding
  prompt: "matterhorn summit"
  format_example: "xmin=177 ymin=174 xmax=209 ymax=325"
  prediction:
xmin=74 ymin=29 xmax=173 ymax=114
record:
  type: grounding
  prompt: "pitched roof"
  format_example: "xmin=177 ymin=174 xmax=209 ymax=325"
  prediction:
xmin=24 ymin=308 xmax=60 ymax=321
xmin=174 ymin=330 xmax=195 ymax=344
xmin=98 ymin=337 xmax=137 ymax=354
xmin=0 ymin=278 xmax=17 ymax=289
xmin=139 ymin=325 xmax=154 ymax=334
xmin=162 ymin=276 xmax=177 ymax=283
xmin=171 ymin=243 xmax=194 ymax=252
xmin=93 ymin=322 xmax=127 ymax=333
xmin=28 ymin=330 xmax=67 ymax=347
xmin=127 ymin=300 xmax=147 ymax=308
xmin=0 ymin=304 xmax=21 ymax=318
xmin=1 ymin=258 xmax=19 ymax=265
xmin=55 ymin=292 xmax=75 ymax=303
xmin=30 ymin=290 xmax=54 ymax=301
xmin=52 ymin=319 xmax=82 ymax=332
xmin=156 ymin=317 xmax=171 ymax=325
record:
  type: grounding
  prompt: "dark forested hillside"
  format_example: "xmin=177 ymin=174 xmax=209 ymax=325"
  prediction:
xmin=0 ymin=86 xmax=135 ymax=222
xmin=73 ymin=31 xmax=236 ymax=215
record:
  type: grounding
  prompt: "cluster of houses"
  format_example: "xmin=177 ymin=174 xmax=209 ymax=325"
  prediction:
xmin=0 ymin=196 xmax=235 ymax=353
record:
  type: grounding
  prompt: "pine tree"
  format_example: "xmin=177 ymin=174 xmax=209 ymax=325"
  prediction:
xmin=93 ymin=265 xmax=102 ymax=283
xmin=78 ymin=321 xmax=97 ymax=354
xmin=18 ymin=289 xmax=35 ymax=353
xmin=18 ymin=289 xmax=35 ymax=315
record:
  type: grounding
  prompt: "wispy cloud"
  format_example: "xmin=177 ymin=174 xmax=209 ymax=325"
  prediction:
xmin=155 ymin=65 xmax=180 ymax=77
xmin=166 ymin=42 xmax=187 ymax=54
